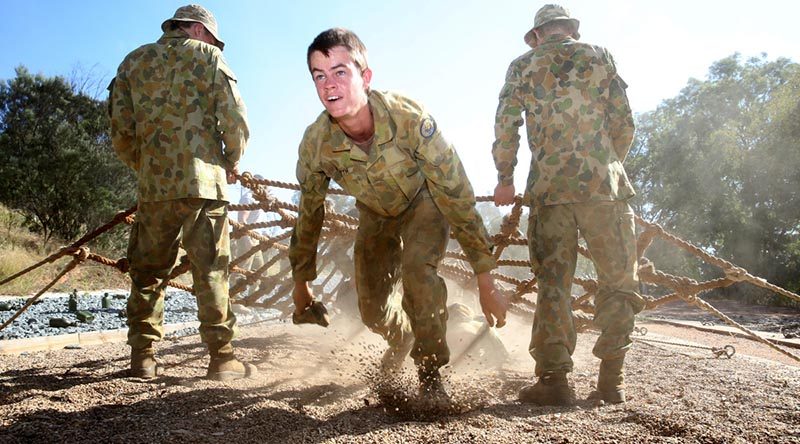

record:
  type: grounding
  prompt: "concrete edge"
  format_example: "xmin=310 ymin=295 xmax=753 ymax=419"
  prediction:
xmin=0 ymin=321 xmax=199 ymax=355
xmin=640 ymin=318 xmax=800 ymax=350
xmin=4 ymin=317 xmax=796 ymax=355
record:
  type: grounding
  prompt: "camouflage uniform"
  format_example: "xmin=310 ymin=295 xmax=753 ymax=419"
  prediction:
xmin=290 ymin=90 xmax=496 ymax=369
xmin=110 ymin=20 xmax=249 ymax=350
xmin=493 ymin=33 xmax=645 ymax=376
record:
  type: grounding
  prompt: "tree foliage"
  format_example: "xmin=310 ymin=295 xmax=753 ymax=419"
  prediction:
xmin=0 ymin=66 xmax=136 ymax=251
xmin=628 ymin=54 xmax=800 ymax=297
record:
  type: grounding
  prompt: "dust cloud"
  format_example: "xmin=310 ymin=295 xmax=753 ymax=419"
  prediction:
xmin=256 ymin=283 xmax=599 ymax=420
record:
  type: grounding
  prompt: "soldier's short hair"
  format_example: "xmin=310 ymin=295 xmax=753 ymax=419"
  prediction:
xmin=307 ymin=28 xmax=369 ymax=73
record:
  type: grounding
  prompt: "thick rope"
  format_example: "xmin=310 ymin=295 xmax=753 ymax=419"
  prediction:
xmin=0 ymin=206 xmax=136 ymax=287
xmin=0 ymin=248 xmax=88 ymax=333
xmin=4 ymin=175 xmax=799 ymax=364
xmin=681 ymin=294 xmax=800 ymax=363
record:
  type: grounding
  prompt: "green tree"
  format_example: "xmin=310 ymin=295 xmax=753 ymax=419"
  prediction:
xmin=0 ymin=66 xmax=136 ymax=251
xmin=628 ymin=54 xmax=800 ymax=298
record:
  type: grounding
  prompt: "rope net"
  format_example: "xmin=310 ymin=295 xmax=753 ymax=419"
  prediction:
xmin=1 ymin=172 xmax=798 ymax=362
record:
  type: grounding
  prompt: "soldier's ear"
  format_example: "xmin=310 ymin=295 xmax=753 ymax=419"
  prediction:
xmin=532 ymin=28 xmax=542 ymax=46
xmin=361 ymin=68 xmax=372 ymax=91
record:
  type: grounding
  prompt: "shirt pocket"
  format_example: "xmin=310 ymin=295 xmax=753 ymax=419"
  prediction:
xmin=368 ymin=147 xmax=422 ymax=214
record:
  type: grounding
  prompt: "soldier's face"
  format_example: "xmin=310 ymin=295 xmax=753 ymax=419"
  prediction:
xmin=309 ymin=46 xmax=372 ymax=121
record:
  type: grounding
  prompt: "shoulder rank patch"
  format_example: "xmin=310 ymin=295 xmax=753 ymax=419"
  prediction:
xmin=420 ymin=116 xmax=437 ymax=139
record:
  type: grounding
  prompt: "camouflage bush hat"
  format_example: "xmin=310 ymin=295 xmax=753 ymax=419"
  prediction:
xmin=524 ymin=4 xmax=580 ymax=48
xmin=161 ymin=4 xmax=225 ymax=50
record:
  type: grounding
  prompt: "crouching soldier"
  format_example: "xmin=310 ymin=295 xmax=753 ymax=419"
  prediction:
xmin=289 ymin=28 xmax=508 ymax=399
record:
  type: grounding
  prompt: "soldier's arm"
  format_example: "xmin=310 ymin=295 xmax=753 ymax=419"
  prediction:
xmin=288 ymin=138 xmax=329 ymax=283
xmin=415 ymin=122 xmax=497 ymax=274
xmin=215 ymin=58 xmax=250 ymax=172
xmin=108 ymin=70 xmax=138 ymax=171
xmin=606 ymin=53 xmax=635 ymax=162
xmin=492 ymin=62 xmax=525 ymax=187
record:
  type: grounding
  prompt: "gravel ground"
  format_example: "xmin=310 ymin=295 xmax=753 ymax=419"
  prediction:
xmin=1 ymin=310 xmax=798 ymax=444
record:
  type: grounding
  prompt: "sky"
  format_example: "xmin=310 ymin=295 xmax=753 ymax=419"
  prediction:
xmin=2 ymin=0 xmax=798 ymax=197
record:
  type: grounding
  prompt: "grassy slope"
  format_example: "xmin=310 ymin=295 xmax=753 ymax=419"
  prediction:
xmin=0 ymin=205 xmax=130 ymax=295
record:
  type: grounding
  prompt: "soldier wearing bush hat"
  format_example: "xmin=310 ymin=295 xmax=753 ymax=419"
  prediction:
xmin=523 ymin=4 xmax=580 ymax=48
xmin=161 ymin=4 xmax=225 ymax=50
xmin=109 ymin=4 xmax=251 ymax=382
xmin=493 ymin=3 xmax=643 ymax=406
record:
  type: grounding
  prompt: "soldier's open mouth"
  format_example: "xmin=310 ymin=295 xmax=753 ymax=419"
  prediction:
xmin=327 ymin=96 xmax=341 ymax=102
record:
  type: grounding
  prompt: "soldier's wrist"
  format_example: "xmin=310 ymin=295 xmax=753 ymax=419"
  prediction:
xmin=498 ymin=176 xmax=514 ymax=187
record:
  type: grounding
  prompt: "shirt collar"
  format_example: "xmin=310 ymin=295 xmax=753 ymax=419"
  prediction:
xmin=157 ymin=29 xmax=190 ymax=44
xmin=368 ymin=90 xmax=394 ymax=147
xmin=327 ymin=90 xmax=395 ymax=159
xmin=540 ymin=34 xmax=575 ymax=46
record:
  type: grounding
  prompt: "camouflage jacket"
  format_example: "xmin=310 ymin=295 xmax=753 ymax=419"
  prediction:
xmin=492 ymin=35 xmax=635 ymax=206
xmin=290 ymin=90 xmax=496 ymax=281
xmin=109 ymin=29 xmax=249 ymax=203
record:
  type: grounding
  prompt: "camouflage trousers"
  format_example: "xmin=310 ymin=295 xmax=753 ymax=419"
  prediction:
xmin=354 ymin=187 xmax=450 ymax=369
xmin=527 ymin=200 xmax=645 ymax=376
xmin=126 ymin=198 xmax=237 ymax=350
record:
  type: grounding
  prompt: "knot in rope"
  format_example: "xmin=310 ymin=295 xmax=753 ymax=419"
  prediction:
xmin=73 ymin=247 xmax=90 ymax=263
xmin=674 ymin=276 xmax=699 ymax=297
xmin=723 ymin=266 xmax=748 ymax=282
xmin=116 ymin=258 xmax=130 ymax=273
xmin=638 ymin=257 xmax=655 ymax=274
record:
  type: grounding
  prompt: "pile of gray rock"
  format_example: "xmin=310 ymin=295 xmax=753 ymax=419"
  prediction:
xmin=0 ymin=290 xmax=274 ymax=341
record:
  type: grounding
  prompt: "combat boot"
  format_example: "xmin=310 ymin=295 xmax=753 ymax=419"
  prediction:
xmin=589 ymin=358 xmax=626 ymax=404
xmin=130 ymin=346 xmax=158 ymax=379
xmin=418 ymin=365 xmax=449 ymax=402
xmin=518 ymin=372 xmax=575 ymax=406
xmin=207 ymin=343 xmax=251 ymax=382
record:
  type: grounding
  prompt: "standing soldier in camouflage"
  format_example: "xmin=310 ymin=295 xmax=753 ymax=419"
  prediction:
xmin=109 ymin=4 xmax=252 ymax=381
xmin=290 ymin=28 xmax=508 ymax=398
xmin=492 ymin=4 xmax=646 ymax=405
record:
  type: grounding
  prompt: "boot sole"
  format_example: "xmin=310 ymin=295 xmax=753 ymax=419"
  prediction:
xmin=519 ymin=397 xmax=575 ymax=406
xmin=518 ymin=391 xmax=576 ymax=405
xmin=588 ymin=390 xmax=626 ymax=404
xmin=129 ymin=365 xmax=158 ymax=379
xmin=206 ymin=363 xmax=258 ymax=381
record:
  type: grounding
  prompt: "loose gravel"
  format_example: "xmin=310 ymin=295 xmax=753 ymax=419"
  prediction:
xmin=1 ymin=309 xmax=798 ymax=443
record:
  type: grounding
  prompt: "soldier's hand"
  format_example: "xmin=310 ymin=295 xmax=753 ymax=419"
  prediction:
xmin=292 ymin=281 xmax=314 ymax=315
xmin=477 ymin=272 xmax=508 ymax=328
xmin=226 ymin=166 xmax=239 ymax=184
xmin=494 ymin=183 xmax=516 ymax=206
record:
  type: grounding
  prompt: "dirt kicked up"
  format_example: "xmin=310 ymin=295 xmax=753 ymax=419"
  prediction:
xmin=1 ymin=313 xmax=798 ymax=444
